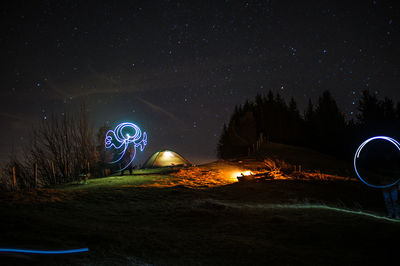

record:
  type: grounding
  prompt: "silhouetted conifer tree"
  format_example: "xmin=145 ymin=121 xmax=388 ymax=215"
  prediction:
xmin=312 ymin=91 xmax=346 ymax=155
xmin=357 ymin=90 xmax=400 ymax=140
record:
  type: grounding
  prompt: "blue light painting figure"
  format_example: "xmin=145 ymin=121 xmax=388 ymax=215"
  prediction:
xmin=105 ymin=122 xmax=147 ymax=171
xmin=354 ymin=136 xmax=400 ymax=219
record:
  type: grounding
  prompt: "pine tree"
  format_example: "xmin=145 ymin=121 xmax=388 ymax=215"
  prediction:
xmin=304 ymin=99 xmax=314 ymax=122
xmin=313 ymin=91 xmax=346 ymax=155
xmin=217 ymin=124 xmax=229 ymax=159
xmin=357 ymin=90 xmax=383 ymax=125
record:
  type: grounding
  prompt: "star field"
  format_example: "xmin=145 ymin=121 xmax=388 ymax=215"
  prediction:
xmin=0 ymin=0 xmax=399 ymax=163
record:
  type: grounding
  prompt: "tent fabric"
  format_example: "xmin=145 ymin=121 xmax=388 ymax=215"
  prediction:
xmin=142 ymin=150 xmax=192 ymax=168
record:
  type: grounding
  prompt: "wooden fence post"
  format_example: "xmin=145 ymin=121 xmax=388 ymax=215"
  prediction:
xmin=51 ymin=161 xmax=55 ymax=181
xmin=34 ymin=163 xmax=38 ymax=187
xmin=12 ymin=166 xmax=16 ymax=189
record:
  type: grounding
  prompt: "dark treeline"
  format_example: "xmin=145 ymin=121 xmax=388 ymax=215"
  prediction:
xmin=217 ymin=90 xmax=400 ymax=159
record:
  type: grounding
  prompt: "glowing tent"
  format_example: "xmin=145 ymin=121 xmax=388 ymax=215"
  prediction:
xmin=142 ymin=150 xmax=192 ymax=168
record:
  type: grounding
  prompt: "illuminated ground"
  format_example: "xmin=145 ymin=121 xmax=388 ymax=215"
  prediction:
xmin=0 ymin=161 xmax=399 ymax=265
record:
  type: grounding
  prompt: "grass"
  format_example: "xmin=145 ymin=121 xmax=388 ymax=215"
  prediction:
xmin=57 ymin=174 xmax=166 ymax=190
xmin=56 ymin=168 xmax=181 ymax=191
xmin=1 ymin=162 xmax=399 ymax=265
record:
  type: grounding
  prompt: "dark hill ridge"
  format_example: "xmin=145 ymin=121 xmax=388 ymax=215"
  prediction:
xmin=256 ymin=141 xmax=354 ymax=176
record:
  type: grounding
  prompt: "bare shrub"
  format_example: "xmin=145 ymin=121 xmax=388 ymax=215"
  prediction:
xmin=263 ymin=158 xmax=286 ymax=178
xmin=1 ymin=104 xmax=100 ymax=190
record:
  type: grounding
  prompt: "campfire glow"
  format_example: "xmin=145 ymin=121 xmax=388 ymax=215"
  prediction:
xmin=233 ymin=170 xmax=254 ymax=180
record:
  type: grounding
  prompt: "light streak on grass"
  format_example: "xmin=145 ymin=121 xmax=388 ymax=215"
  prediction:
xmin=275 ymin=204 xmax=400 ymax=222
xmin=209 ymin=200 xmax=400 ymax=223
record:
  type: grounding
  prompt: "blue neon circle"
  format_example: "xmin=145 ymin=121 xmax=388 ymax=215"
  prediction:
xmin=354 ymin=136 xmax=400 ymax=188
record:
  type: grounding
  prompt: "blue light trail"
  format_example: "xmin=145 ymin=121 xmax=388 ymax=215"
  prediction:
xmin=0 ymin=248 xmax=89 ymax=254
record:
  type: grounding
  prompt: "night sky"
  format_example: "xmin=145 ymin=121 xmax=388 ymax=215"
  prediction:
xmin=1 ymin=0 xmax=399 ymax=164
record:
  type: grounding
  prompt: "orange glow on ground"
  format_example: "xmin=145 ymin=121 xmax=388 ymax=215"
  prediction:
xmin=136 ymin=164 xmax=246 ymax=188
xmin=119 ymin=159 xmax=353 ymax=189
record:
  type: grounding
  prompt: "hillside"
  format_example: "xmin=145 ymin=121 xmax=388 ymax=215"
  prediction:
xmin=252 ymin=141 xmax=354 ymax=177
xmin=0 ymin=160 xmax=398 ymax=265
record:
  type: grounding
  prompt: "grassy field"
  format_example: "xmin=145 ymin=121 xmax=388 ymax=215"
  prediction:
xmin=0 ymin=161 xmax=399 ymax=265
